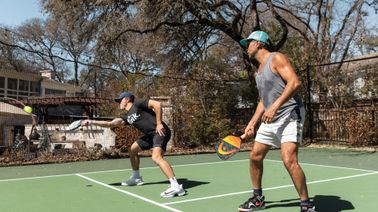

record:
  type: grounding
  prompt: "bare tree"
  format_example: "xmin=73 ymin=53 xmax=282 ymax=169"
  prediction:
xmin=39 ymin=0 xmax=375 ymax=79
xmin=17 ymin=18 xmax=70 ymax=82
xmin=41 ymin=0 xmax=100 ymax=86
xmin=0 ymin=27 xmax=33 ymax=72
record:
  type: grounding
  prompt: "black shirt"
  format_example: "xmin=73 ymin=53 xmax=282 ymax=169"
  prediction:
xmin=120 ymin=99 xmax=169 ymax=134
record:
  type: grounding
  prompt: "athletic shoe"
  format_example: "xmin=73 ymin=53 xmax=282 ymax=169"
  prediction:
xmin=121 ymin=176 xmax=144 ymax=186
xmin=238 ymin=194 xmax=266 ymax=211
xmin=160 ymin=184 xmax=186 ymax=198
xmin=300 ymin=204 xmax=316 ymax=212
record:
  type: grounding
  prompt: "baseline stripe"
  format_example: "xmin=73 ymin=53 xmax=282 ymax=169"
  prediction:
xmin=76 ymin=174 xmax=182 ymax=212
xmin=0 ymin=157 xmax=376 ymax=182
xmin=0 ymin=159 xmax=247 ymax=182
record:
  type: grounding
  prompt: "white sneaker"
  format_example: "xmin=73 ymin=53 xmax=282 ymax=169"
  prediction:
xmin=160 ymin=184 xmax=186 ymax=198
xmin=121 ymin=176 xmax=144 ymax=186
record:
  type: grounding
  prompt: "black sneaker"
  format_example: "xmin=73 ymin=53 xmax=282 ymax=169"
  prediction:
xmin=300 ymin=204 xmax=316 ymax=212
xmin=238 ymin=194 xmax=266 ymax=211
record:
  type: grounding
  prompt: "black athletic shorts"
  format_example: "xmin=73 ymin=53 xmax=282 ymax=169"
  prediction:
xmin=136 ymin=128 xmax=171 ymax=152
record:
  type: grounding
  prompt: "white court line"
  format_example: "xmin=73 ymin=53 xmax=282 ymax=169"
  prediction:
xmin=0 ymin=157 xmax=376 ymax=182
xmin=0 ymin=159 xmax=247 ymax=182
xmin=265 ymin=159 xmax=377 ymax=173
xmin=163 ymin=171 xmax=378 ymax=206
xmin=76 ymin=174 xmax=182 ymax=212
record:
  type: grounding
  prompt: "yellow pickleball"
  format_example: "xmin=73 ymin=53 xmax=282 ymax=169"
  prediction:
xmin=23 ymin=106 xmax=32 ymax=113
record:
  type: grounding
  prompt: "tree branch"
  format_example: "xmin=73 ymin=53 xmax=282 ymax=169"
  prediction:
xmin=329 ymin=0 xmax=363 ymax=59
xmin=265 ymin=0 xmax=288 ymax=50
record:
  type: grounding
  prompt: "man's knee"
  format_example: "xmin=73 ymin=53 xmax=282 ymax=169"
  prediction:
xmin=151 ymin=154 xmax=164 ymax=164
xmin=281 ymin=143 xmax=300 ymax=169
xmin=250 ymin=142 xmax=270 ymax=163
xmin=282 ymin=155 xmax=299 ymax=170
xmin=151 ymin=147 xmax=165 ymax=165
xmin=129 ymin=142 xmax=140 ymax=155
xmin=250 ymin=150 xmax=264 ymax=163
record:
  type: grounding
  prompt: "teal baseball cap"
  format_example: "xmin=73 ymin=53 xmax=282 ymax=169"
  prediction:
xmin=240 ymin=31 xmax=269 ymax=47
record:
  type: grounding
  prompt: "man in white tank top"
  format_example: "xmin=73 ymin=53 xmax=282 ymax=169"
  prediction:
xmin=237 ymin=31 xmax=316 ymax=212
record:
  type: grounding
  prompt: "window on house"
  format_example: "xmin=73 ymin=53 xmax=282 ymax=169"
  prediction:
xmin=30 ymin=81 xmax=40 ymax=95
xmin=45 ymin=88 xmax=66 ymax=96
xmin=19 ymin=80 xmax=29 ymax=91
xmin=18 ymin=80 xmax=29 ymax=97
xmin=0 ymin=77 xmax=4 ymax=89
xmin=0 ymin=77 xmax=4 ymax=95
xmin=7 ymin=78 xmax=18 ymax=98
xmin=7 ymin=78 xmax=17 ymax=90
xmin=75 ymin=92 xmax=84 ymax=97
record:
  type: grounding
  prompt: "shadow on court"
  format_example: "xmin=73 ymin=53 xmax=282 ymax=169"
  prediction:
xmin=265 ymin=195 xmax=354 ymax=211
xmin=314 ymin=195 xmax=354 ymax=212
xmin=109 ymin=178 xmax=210 ymax=189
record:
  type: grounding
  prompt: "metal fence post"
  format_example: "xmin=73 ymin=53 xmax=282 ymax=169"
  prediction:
xmin=306 ymin=64 xmax=314 ymax=142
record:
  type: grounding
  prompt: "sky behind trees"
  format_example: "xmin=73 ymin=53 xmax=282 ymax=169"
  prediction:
xmin=0 ymin=0 xmax=45 ymax=27
xmin=0 ymin=0 xmax=377 ymax=30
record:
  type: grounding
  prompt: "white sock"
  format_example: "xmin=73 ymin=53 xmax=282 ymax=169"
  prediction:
xmin=169 ymin=177 xmax=179 ymax=188
xmin=132 ymin=170 xmax=140 ymax=178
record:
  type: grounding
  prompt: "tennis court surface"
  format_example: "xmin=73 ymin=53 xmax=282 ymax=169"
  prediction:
xmin=1 ymin=147 xmax=377 ymax=212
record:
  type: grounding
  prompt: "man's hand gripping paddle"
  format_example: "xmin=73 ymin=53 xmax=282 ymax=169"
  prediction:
xmin=215 ymin=134 xmax=246 ymax=160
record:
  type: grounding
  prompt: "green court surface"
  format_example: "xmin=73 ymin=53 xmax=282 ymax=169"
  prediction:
xmin=0 ymin=147 xmax=377 ymax=212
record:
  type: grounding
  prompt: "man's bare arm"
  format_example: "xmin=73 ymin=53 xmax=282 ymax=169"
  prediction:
xmin=148 ymin=99 xmax=165 ymax=136
xmin=82 ymin=118 xmax=125 ymax=128
xmin=270 ymin=52 xmax=301 ymax=110
xmin=148 ymin=100 xmax=163 ymax=124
